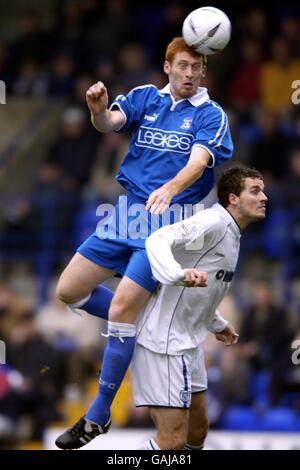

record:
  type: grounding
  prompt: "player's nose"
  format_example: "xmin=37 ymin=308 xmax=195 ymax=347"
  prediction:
xmin=185 ymin=66 xmax=193 ymax=77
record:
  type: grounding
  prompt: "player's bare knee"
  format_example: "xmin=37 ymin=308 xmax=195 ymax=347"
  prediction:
xmin=56 ymin=285 xmax=73 ymax=305
xmin=56 ymin=278 xmax=78 ymax=305
xmin=108 ymin=297 xmax=136 ymax=323
xmin=108 ymin=302 xmax=126 ymax=322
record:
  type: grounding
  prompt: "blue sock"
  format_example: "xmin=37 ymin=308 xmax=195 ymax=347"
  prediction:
xmin=86 ymin=321 xmax=136 ymax=425
xmin=69 ymin=285 xmax=113 ymax=320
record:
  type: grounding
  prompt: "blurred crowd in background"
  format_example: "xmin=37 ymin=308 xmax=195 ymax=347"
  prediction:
xmin=0 ymin=0 xmax=300 ymax=448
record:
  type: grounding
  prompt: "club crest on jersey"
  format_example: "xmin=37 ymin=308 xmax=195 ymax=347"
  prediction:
xmin=180 ymin=389 xmax=191 ymax=404
xmin=181 ymin=117 xmax=192 ymax=129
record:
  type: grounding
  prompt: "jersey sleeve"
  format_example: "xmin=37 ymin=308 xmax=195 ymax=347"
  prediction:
xmin=145 ymin=210 xmax=223 ymax=285
xmin=145 ymin=229 xmax=185 ymax=285
xmin=109 ymin=85 xmax=157 ymax=133
xmin=193 ymin=104 xmax=233 ymax=167
xmin=205 ymin=309 xmax=228 ymax=333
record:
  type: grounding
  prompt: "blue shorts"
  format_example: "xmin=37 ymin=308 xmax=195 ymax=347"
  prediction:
xmin=77 ymin=194 xmax=179 ymax=293
xmin=78 ymin=234 xmax=157 ymax=292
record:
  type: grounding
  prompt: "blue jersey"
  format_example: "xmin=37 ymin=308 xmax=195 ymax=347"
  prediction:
xmin=110 ymin=84 xmax=233 ymax=204
xmin=78 ymin=84 xmax=233 ymax=292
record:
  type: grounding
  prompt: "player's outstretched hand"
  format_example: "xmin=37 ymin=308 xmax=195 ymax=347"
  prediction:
xmin=215 ymin=324 xmax=239 ymax=346
xmin=183 ymin=269 xmax=207 ymax=287
xmin=86 ymin=81 xmax=108 ymax=116
xmin=146 ymin=184 xmax=175 ymax=215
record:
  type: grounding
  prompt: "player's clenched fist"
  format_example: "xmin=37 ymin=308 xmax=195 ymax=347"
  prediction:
xmin=183 ymin=268 xmax=207 ymax=287
xmin=86 ymin=81 xmax=108 ymax=116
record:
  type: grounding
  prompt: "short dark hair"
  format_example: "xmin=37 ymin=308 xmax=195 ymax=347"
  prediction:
xmin=217 ymin=166 xmax=263 ymax=208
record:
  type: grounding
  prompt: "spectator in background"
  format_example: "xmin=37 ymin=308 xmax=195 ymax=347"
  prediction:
xmin=203 ymin=294 xmax=245 ymax=418
xmin=279 ymin=147 xmax=300 ymax=274
xmin=249 ymin=108 xmax=289 ymax=182
xmin=238 ymin=8 xmax=268 ymax=43
xmin=53 ymin=0 xmax=85 ymax=57
xmin=0 ymin=307 xmax=66 ymax=440
xmin=70 ymin=74 xmax=96 ymax=119
xmin=0 ymin=159 xmax=78 ymax=258
xmin=238 ymin=281 xmax=292 ymax=404
xmin=281 ymin=147 xmax=300 ymax=210
xmin=229 ymin=39 xmax=264 ymax=121
xmin=154 ymin=2 xmax=186 ymax=63
xmin=239 ymin=281 xmax=291 ymax=370
xmin=0 ymin=41 xmax=7 ymax=76
xmin=0 ymin=286 xmax=30 ymax=334
xmin=272 ymin=325 xmax=300 ymax=408
xmin=260 ymin=36 xmax=300 ymax=117
xmin=7 ymin=11 xmax=50 ymax=72
xmin=86 ymin=0 xmax=136 ymax=62
xmin=48 ymin=107 xmax=99 ymax=189
xmin=47 ymin=52 xmax=75 ymax=97
xmin=117 ymin=43 xmax=152 ymax=93
xmin=280 ymin=14 xmax=300 ymax=56
xmin=288 ymin=111 xmax=300 ymax=154
xmin=12 ymin=59 xmax=48 ymax=96
xmin=224 ymin=109 xmax=251 ymax=165
xmin=94 ymin=57 xmax=115 ymax=95
xmin=93 ymin=131 xmax=129 ymax=179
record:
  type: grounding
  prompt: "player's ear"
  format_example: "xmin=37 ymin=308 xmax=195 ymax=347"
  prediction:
xmin=164 ymin=60 xmax=170 ymax=74
xmin=201 ymin=65 xmax=207 ymax=78
xmin=228 ymin=193 xmax=238 ymax=206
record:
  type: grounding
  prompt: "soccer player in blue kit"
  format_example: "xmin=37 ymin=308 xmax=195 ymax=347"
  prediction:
xmin=55 ymin=37 xmax=233 ymax=449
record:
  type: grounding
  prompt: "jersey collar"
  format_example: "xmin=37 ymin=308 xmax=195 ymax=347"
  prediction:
xmin=213 ymin=203 xmax=242 ymax=238
xmin=159 ymin=84 xmax=209 ymax=107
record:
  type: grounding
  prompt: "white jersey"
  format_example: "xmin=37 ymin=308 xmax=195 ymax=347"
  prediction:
xmin=136 ymin=203 xmax=241 ymax=354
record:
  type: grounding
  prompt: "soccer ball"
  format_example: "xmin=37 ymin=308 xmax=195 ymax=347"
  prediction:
xmin=182 ymin=6 xmax=231 ymax=56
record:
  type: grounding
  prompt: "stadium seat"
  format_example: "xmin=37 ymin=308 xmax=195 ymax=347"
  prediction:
xmin=220 ymin=405 xmax=300 ymax=432
xmin=220 ymin=406 xmax=260 ymax=430
xmin=259 ymin=407 xmax=297 ymax=431
xmin=250 ymin=371 xmax=271 ymax=407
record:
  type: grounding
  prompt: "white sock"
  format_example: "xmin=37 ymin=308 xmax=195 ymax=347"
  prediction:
xmin=138 ymin=438 xmax=161 ymax=450
xmin=107 ymin=321 xmax=136 ymax=337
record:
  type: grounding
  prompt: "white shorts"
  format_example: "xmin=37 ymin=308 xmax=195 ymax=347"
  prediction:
xmin=130 ymin=343 xmax=207 ymax=408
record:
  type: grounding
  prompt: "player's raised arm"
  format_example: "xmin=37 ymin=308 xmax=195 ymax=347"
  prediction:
xmin=86 ymin=81 xmax=125 ymax=133
xmin=146 ymin=146 xmax=211 ymax=215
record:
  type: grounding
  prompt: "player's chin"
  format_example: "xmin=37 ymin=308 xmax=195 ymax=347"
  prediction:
xmin=255 ymin=207 xmax=266 ymax=219
xmin=180 ymin=86 xmax=196 ymax=97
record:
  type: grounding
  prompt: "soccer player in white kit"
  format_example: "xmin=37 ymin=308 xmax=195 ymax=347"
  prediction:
xmin=131 ymin=166 xmax=267 ymax=450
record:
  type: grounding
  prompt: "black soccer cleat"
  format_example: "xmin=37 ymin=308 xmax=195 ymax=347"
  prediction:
xmin=55 ymin=415 xmax=111 ymax=450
